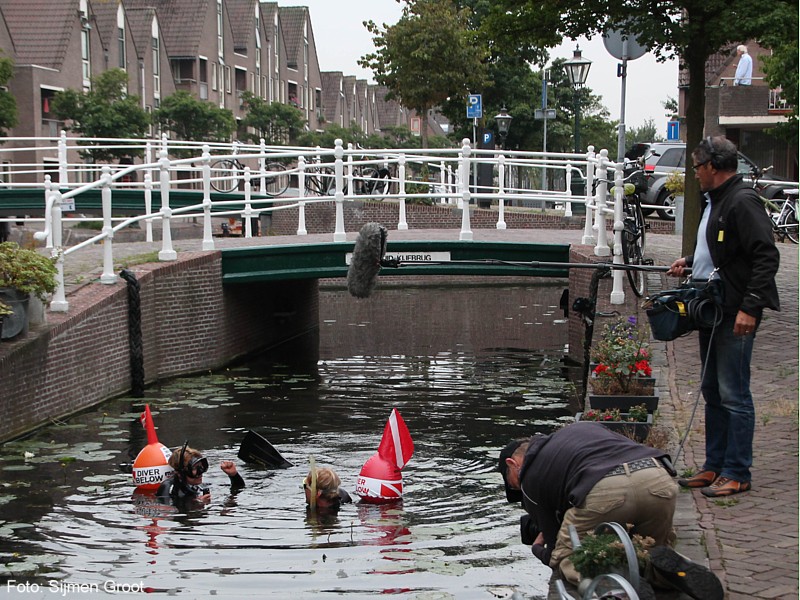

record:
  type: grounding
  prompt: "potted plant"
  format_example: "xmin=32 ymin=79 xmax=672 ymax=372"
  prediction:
xmin=576 ymin=404 xmax=653 ymax=442
xmin=572 ymin=528 xmax=656 ymax=581
xmin=588 ymin=317 xmax=658 ymax=412
xmin=0 ymin=242 xmax=57 ymax=340
xmin=664 ymin=170 xmax=684 ymax=199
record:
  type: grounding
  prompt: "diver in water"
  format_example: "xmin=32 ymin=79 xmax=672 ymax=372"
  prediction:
xmin=157 ymin=442 xmax=244 ymax=504
xmin=302 ymin=467 xmax=352 ymax=511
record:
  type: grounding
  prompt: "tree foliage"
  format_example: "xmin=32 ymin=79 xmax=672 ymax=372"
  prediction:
xmin=0 ymin=54 xmax=18 ymax=136
xmin=240 ymin=92 xmax=306 ymax=145
xmin=360 ymin=0 xmax=489 ymax=147
xmin=480 ymin=0 xmax=797 ymax=253
xmin=50 ymin=69 xmax=149 ymax=161
xmin=154 ymin=91 xmax=235 ymax=145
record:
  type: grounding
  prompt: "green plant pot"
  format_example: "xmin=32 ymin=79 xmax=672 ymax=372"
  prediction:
xmin=575 ymin=412 xmax=653 ymax=442
xmin=587 ymin=394 xmax=659 ymax=413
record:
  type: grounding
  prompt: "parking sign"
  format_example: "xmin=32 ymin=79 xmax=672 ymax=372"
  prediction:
xmin=467 ymin=94 xmax=482 ymax=119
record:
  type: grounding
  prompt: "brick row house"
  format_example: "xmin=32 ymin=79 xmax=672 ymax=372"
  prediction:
xmin=678 ymin=41 xmax=797 ymax=180
xmin=0 ymin=0 xmax=420 ymax=184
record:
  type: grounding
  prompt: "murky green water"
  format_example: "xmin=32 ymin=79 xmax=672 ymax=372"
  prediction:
xmin=0 ymin=284 xmax=577 ymax=598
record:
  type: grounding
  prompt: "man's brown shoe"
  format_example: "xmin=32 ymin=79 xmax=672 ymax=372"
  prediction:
xmin=677 ymin=470 xmax=718 ymax=488
xmin=701 ymin=476 xmax=751 ymax=497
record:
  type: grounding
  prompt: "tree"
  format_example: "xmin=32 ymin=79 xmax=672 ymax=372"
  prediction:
xmin=50 ymin=69 xmax=149 ymax=161
xmin=155 ymin=91 xmax=235 ymax=147
xmin=0 ymin=54 xmax=18 ymax=136
xmin=761 ymin=27 xmax=798 ymax=146
xmin=240 ymin=93 xmax=306 ymax=145
xmin=360 ymin=0 xmax=489 ymax=148
xmin=481 ymin=0 xmax=796 ymax=254
xmin=625 ymin=118 xmax=665 ymax=148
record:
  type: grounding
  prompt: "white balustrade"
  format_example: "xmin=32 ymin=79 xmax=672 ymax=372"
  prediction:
xmin=0 ymin=134 xmax=698 ymax=312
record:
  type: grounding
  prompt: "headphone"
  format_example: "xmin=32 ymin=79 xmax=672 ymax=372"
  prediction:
xmin=703 ymin=136 xmax=722 ymax=169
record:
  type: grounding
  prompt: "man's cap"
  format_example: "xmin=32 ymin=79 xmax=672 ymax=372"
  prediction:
xmin=498 ymin=439 xmax=526 ymax=503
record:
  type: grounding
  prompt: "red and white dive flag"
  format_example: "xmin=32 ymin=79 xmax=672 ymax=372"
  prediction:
xmin=356 ymin=408 xmax=414 ymax=504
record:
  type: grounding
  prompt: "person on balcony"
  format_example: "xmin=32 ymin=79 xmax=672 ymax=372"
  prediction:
xmin=733 ymin=45 xmax=753 ymax=86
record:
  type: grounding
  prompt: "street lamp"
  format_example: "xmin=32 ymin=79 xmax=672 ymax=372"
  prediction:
xmin=494 ymin=106 xmax=512 ymax=148
xmin=563 ymin=45 xmax=592 ymax=215
xmin=563 ymin=45 xmax=592 ymax=153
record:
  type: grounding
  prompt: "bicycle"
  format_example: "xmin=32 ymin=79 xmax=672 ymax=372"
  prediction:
xmin=303 ymin=162 xmax=391 ymax=198
xmin=210 ymin=157 xmax=290 ymax=196
xmin=763 ymin=188 xmax=799 ymax=244
xmin=595 ymin=163 xmax=652 ymax=297
xmin=751 ymin=166 xmax=799 ymax=244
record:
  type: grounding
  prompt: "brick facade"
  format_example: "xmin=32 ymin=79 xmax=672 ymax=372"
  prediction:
xmin=0 ymin=252 xmax=319 ymax=442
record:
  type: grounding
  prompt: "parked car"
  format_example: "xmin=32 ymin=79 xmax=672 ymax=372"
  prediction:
xmin=639 ymin=142 xmax=793 ymax=220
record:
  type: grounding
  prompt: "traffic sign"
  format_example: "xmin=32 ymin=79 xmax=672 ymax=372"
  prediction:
xmin=467 ymin=94 xmax=482 ymax=119
xmin=534 ymin=109 xmax=556 ymax=120
xmin=667 ymin=120 xmax=679 ymax=140
xmin=483 ymin=131 xmax=494 ymax=145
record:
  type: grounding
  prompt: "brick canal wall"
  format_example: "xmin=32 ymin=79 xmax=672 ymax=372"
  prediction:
xmin=0 ymin=252 xmax=319 ymax=442
xmin=0 ymin=234 xmax=649 ymax=442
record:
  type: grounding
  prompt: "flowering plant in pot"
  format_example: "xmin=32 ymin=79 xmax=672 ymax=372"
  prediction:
xmin=581 ymin=404 xmax=650 ymax=423
xmin=590 ymin=317 xmax=653 ymax=396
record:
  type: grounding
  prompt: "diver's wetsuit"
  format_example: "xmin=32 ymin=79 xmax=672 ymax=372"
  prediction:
xmin=156 ymin=471 xmax=244 ymax=502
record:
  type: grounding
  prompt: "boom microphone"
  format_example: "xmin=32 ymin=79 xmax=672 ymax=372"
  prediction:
xmin=347 ymin=222 xmax=388 ymax=298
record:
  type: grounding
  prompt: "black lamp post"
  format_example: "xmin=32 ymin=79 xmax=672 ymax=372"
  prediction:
xmin=494 ymin=106 xmax=513 ymax=149
xmin=563 ymin=46 xmax=591 ymax=213
xmin=563 ymin=45 xmax=592 ymax=153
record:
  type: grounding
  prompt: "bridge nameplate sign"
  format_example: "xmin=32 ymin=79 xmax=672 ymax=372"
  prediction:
xmin=345 ymin=251 xmax=451 ymax=265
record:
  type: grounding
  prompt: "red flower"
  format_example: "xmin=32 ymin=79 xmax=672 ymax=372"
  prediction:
xmin=593 ymin=364 xmax=609 ymax=375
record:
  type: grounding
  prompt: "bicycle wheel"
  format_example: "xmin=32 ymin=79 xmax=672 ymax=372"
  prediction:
xmin=263 ymin=162 xmax=290 ymax=197
xmin=630 ymin=196 xmax=646 ymax=254
xmin=367 ymin=167 xmax=391 ymax=200
xmin=780 ymin=203 xmax=799 ymax=244
xmin=210 ymin=159 xmax=239 ymax=193
xmin=304 ymin=167 xmax=331 ymax=195
xmin=622 ymin=202 xmax=647 ymax=298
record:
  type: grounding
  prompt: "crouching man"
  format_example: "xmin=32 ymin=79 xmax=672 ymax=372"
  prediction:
xmin=499 ymin=422 xmax=722 ymax=600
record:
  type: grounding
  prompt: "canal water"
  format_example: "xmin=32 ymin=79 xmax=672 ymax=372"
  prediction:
xmin=0 ymin=283 xmax=579 ymax=599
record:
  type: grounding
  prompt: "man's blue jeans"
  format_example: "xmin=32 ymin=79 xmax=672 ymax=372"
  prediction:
xmin=698 ymin=313 xmax=756 ymax=483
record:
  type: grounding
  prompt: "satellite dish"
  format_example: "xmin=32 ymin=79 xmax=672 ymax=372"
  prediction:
xmin=603 ymin=28 xmax=648 ymax=60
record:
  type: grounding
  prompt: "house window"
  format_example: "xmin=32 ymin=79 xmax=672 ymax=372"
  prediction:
xmin=225 ymin=66 xmax=231 ymax=93
xmin=211 ymin=62 xmax=218 ymax=91
xmin=199 ymin=58 xmax=208 ymax=100
xmin=81 ymin=28 xmax=91 ymax=87
xmin=217 ymin=0 xmax=224 ymax=57
xmin=118 ymin=27 xmax=126 ymax=69
xmin=152 ymin=37 xmax=160 ymax=97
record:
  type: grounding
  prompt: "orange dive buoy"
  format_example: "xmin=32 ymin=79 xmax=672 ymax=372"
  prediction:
xmin=132 ymin=405 xmax=173 ymax=491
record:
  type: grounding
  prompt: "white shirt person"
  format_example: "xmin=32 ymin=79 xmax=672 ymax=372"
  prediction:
xmin=734 ymin=45 xmax=752 ymax=86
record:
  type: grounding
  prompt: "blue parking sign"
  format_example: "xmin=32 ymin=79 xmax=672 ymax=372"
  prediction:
xmin=467 ymin=94 xmax=482 ymax=119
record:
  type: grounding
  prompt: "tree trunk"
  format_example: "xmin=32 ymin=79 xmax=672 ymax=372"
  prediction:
xmin=681 ymin=36 xmax=710 ymax=257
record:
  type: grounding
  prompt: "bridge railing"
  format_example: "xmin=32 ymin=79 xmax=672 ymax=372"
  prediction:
xmin=0 ymin=134 xmax=637 ymax=312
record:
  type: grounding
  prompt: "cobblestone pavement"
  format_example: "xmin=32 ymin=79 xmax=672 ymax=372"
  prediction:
xmin=14 ymin=222 xmax=799 ymax=599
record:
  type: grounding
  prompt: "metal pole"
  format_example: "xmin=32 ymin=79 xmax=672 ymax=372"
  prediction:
xmin=617 ymin=40 xmax=629 ymax=162
xmin=542 ymin=70 xmax=548 ymax=191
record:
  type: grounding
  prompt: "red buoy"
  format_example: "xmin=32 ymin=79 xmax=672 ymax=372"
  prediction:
xmin=132 ymin=405 xmax=173 ymax=491
xmin=356 ymin=408 xmax=414 ymax=504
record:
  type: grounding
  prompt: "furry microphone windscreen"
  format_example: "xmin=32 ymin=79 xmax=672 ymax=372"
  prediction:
xmin=347 ymin=222 xmax=387 ymax=298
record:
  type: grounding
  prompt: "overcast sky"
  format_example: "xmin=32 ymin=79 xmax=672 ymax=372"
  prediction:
xmin=296 ymin=0 xmax=679 ymax=135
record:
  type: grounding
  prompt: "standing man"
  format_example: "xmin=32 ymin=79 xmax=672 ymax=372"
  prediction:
xmin=733 ymin=45 xmax=753 ymax=85
xmin=667 ymin=136 xmax=779 ymax=497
